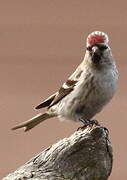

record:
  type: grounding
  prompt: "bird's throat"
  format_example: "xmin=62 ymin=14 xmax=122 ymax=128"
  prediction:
xmin=92 ymin=53 xmax=101 ymax=64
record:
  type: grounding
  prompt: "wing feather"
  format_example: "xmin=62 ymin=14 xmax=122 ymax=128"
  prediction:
xmin=35 ymin=93 xmax=56 ymax=109
xmin=35 ymin=65 xmax=83 ymax=110
xmin=48 ymin=79 xmax=77 ymax=108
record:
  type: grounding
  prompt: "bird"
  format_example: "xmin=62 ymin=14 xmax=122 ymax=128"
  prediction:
xmin=12 ymin=31 xmax=118 ymax=132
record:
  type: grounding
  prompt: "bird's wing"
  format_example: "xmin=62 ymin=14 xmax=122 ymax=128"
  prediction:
xmin=35 ymin=79 xmax=78 ymax=110
xmin=48 ymin=79 xmax=78 ymax=108
xmin=35 ymin=64 xmax=83 ymax=109
xmin=35 ymin=93 xmax=57 ymax=109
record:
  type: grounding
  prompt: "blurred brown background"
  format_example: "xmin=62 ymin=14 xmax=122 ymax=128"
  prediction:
xmin=0 ymin=0 xmax=127 ymax=179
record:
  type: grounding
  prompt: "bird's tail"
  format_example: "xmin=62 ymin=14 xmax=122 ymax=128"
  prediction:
xmin=12 ymin=113 xmax=53 ymax=132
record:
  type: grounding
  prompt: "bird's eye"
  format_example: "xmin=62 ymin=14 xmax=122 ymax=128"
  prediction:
xmin=87 ymin=44 xmax=108 ymax=52
xmin=87 ymin=46 xmax=92 ymax=51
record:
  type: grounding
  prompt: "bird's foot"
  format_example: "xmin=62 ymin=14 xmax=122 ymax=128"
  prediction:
xmin=77 ymin=119 xmax=100 ymax=131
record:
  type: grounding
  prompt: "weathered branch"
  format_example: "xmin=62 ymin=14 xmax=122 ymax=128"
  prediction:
xmin=3 ymin=124 xmax=113 ymax=180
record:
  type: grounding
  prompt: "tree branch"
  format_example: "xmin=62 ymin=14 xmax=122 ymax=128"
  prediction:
xmin=3 ymin=124 xmax=113 ymax=180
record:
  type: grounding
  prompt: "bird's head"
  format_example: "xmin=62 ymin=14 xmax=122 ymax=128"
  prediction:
xmin=86 ymin=31 xmax=112 ymax=67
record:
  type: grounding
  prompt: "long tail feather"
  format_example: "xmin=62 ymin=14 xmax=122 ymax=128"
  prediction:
xmin=12 ymin=113 xmax=53 ymax=132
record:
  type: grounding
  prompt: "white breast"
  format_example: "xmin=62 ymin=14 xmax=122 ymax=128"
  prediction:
xmin=51 ymin=65 xmax=118 ymax=122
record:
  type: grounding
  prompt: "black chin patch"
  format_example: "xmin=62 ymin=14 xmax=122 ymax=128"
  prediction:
xmin=92 ymin=53 xmax=101 ymax=64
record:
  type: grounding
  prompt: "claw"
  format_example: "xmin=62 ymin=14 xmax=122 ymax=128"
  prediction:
xmin=77 ymin=119 xmax=100 ymax=131
xmin=77 ymin=124 xmax=87 ymax=131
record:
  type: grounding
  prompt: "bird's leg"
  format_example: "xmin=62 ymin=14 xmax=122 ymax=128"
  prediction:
xmin=77 ymin=119 xmax=90 ymax=131
xmin=77 ymin=118 xmax=100 ymax=131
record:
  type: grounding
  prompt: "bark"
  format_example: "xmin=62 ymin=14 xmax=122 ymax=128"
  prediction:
xmin=3 ymin=124 xmax=113 ymax=180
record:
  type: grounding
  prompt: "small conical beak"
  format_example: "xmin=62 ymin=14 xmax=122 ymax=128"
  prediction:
xmin=91 ymin=46 xmax=101 ymax=64
xmin=92 ymin=46 xmax=100 ymax=55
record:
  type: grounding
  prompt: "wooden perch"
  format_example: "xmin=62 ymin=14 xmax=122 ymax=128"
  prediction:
xmin=3 ymin=124 xmax=113 ymax=180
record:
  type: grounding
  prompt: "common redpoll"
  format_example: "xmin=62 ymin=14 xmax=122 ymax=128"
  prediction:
xmin=12 ymin=31 xmax=118 ymax=132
